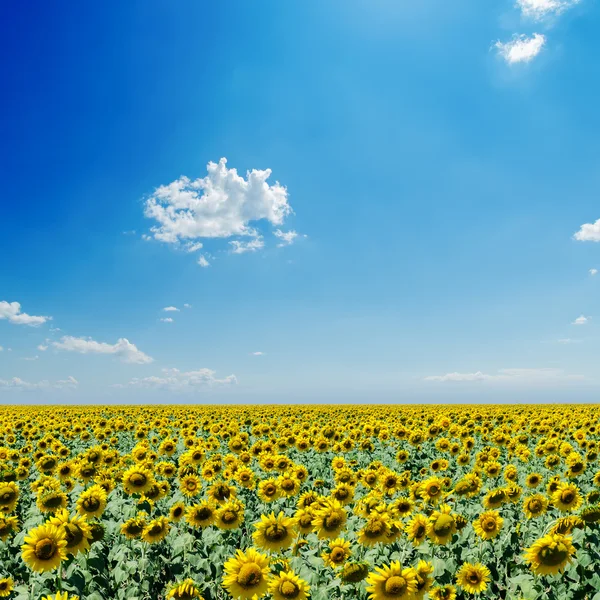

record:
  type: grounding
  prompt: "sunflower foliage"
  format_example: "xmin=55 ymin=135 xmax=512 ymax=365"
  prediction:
xmin=0 ymin=405 xmax=599 ymax=599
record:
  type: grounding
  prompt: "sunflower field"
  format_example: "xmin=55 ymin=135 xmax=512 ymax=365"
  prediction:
xmin=0 ymin=405 xmax=600 ymax=600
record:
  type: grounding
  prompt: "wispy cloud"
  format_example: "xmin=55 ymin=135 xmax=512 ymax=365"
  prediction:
xmin=590 ymin=268 xmax=598 ymax=276
xmin=114 ymin=367 xmax=237 ymax=391
xmin=495 ymin=34 xmax=546 ymax=64
xmin=229 ymin=237 xmax=265 ymax=254
xmin=572 ymin=315 xmax=589 ymax=326
xmin=0 ymin=375 xmax=78 ymax=391
xmin=0 ymin=301 xmax=51 ymax=327
xmin=197 ymin=255 xmax=210 ymax=268
xmin=516 ymin=0 xmax=580 ymax=20
xmin=160 ymin=317 xmax=174 ymax=323
xmin=425 ymin=367 xmax=584 ymax=384
xmin=52 ymin=336 xmax=153 ymax=364
xmin=163 ymin=306 xmax=179 ymax=312
xmin=251 ymin=351 xmax=265 ymax=356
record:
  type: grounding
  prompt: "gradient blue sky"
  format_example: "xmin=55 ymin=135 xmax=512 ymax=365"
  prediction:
xmin=1 ymin=0 xmax=599 ymax=403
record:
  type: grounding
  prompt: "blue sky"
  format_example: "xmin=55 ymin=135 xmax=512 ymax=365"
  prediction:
xmin=1 ymin=0 xmax=599 ymax=403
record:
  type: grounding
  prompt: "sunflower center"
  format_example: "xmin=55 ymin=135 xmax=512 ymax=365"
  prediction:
xmin=467 ymin=572 xmax=481 ymax=584
xmin=414 ymin=524 xmax=426 ymax=538
xmin=281 ymin=480 xmax=294 ymax=491
xmin=433 ymin=515 xmax=454 ymax=536
xmin=331 ymin=548 xmax=346 ymax=562
xmin=83 ymin=497 xmax=100 ymax=511
xmin=264 ymin=484 xmax=276 ymax=496
xmin=148 ymin=523 xmax=162 ymax=535
xmin=130 ymin=473 xmax=147 ymax=486
xmin=35 ymin=538 xmax=57 ymax=560
xmin=265 ymin=524 xmax=287 ymax=541
xmin=540 ymin=544 xmax=569 ymax=566
xmin=365 ymin=520 xmax=385 ymax=537
xmin=237 ymin=563 xmax=262 ymax=587
xmin=0 ymin=491 xmax=15 ymax=503
xmin=221 ymin=510 xmax=237 ymax=524
xmin=384 ymin=575 xmax=407 ymax=595
xmin=561 ymin=491 xmax=575 ymax=504
xmin=482 ymin=518 xmax=496 ymax=531
xmin=64 ymin=523 xmax=84 ymax=548
xmin=43 ymin=494 xmax=64 ymax=508
xmin=279 ymin=581 xmax=300 ymax=598
xmin=428 ymin=485 xmax=440 ymax=496
xmin=324 ymin=513 xmax=342 ymax=530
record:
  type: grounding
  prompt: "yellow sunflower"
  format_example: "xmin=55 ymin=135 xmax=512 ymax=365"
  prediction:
xmin=456 ymin=562 xmax=490 ymax=594
xmin=524 ymin=533 xmax=576 ymax=575
xmin=76 ymin=484 xmax=107 ymax=518
xmin=120 ymin=515 xmax=146 ymax=539
xmin=166 ymin=578 xmax=203 ymax=599
xmin=414 ymin=561 xmax=434 ymax=599
xmin=0 ymin=578 xmax=13 ymax=598
xmin=0 ymin=482 xmax=19 ymax=513
xmin=222 ymin=547 xmax=270 ymax=600
xmin=321 ymin=537 xmax=351 ymax=568
xmin=122 ymin=466 xmax=155 ymax=495
xmin=21 ymin=523 xmax=68 ymax=572
xmin=0 ymin=512 xmax=19 ymax=541
xmin=358 ymin=513 xmax=392 ymax=546
xmin=48 ymin=509 xmax=93 ymax=556
xmin=406 ymin=514 xmax=428 ymax=546
xmin=472 ymin=510 xmax=503 ymax=540
xmin=427 ymin=504 xmax=456 ymax=545
xmin=268 ymin=571 xmax=310 ymax=600
xmin=312 ymin=500 xmax=347 ymax=539
xmin=215 ymin=500 xmax=245 ymax=530
xmin=186 ymin=501 xmax=216 ymax=529
xmin=430 ymin=585 xmax=457 ymax=600
xmin=141 ymin=516 xmax=170 ymax=544
xmin=522 ymin=494 xmax=549 ymax=519
xmin=552 ymin=483 xmax=582 ymax=513
xmin=253 ymin=512 xmax=297 ymax=552
xmin=365 ymin=562 xmax=418 ymax=600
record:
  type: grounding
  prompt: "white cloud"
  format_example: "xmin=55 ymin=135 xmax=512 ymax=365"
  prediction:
xmin=574 ymin=219 xmax=600 ymax=242
xmin=21 ymin=356 xmax=39 ymax=361
xmin=185 ymin=242 xmax=204 ymax=253
xmin=590 ymin=269 xmax=598 ymax=276
xmin=495 ymin=34 xmax=546 ymax=64
xmin=116 ymin=367 xmax=237 ymax=391
xmin=163 ymin=306 xmax=179 ymax=312
xmin=556 ymin=338 xmax=581 ymax=344
xmin=197 ymin=255 xmax=210 ymax=268
xmin=38 ymin=343 xmax=48 ymax=351
xmin=183 ymin=303 xmax=192 ymax=308
xmin=251 ymin=351 xmax=265 ymax=356
xmin=52 ymin=336 xmax=153 ymax=364
xmin=0 ymin=301 xmax=51 ymax=327
xmin=0 ymin=346 xmax=3 ymax=351
xmin=229 ymin=237 xmax=265 ymax=254
xmin=0 ymin=375 xmax=78 ymax=391
xmin=516 ymin=0 xmax=580 ymax=19
xmin=144 ymin=158 xmax=292 ymax=246
xmin=425 ymin=367 xmax=584 ymax=384
xmin=572 ymin=315 xmax=589 ymax=325
xmin=160 ymin=317 xmax=174 ymax=323
xmin=274 ymin=229 xmax=299 ymax=247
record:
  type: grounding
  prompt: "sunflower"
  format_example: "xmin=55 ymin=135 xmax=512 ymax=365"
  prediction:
xmin=21 ymin=523 xmax=68 ymax=572
xmin=169 ymin=501 xmax=186 ymax=522
xmin=208 ymin=482 xmax=237 ymax=504
xmin=421 ymin=476 xmax=445 ymax=505
xmin=76 ymin=484 xmax=107 ymax=518
xmin=358 ymin=513 xmax=392 ymax=546
xmin=482 ymin=488 xmax=506 ymax=510
xmin=215 ymin=500 xmax=245 ymax=530
xmin=122 ymin=466 xmax=155 ymax=495
xmin=406 ymin=514 xmax=428 ymax=545
xmin=37 ymin=490 xmax=68 ymax=514
xmin=340 ymin=561 xmax=370 ymax=583
xmin=389 ymin=496 xmax=414 ymax=518
xmin=321 ymin=537 xmax=351 ymax=568
xmin=365 ymin=562 xmax=418 ymax=600
xmin=414 ymin=561 xmax=434 ymax=599
xmin=258 ymin=479 xmax=280 ymax=503
xmin=277 ymin=473 xmax=300 ymax=497
xmin=312 ymin=500 xmax=347 ymax=539
xmin=40 ymin=594 xmax=79 ymax=600
xmin=0 ymin=578 xmax=13 ymax=598
xmin=166 ymin=578 xmax=203 ymax=599
xmin=522 ymin=494 xmax=548 ymax=519
xmin=473 ymin=510 xmax=503 ymax=540
xmin=456 ymin=562 xmax=490 ymax=594
xmin=549 ymin=516 xmax=584 ymax=535
xmin=253 ymin=512 xmax=297 ymax=552
xmin=142 ymin=516 xmax=170 ymax=544
xmin=222 ymin=548 xmax=270 ymax=600
xmin=179 ymin=474 xmax=203 ymax=498
xmin=268 ymin=571 xmax=310 ymax=600
xmin=0 ymin=482 xmax=19 ymax=513
xmin=427 ymin=505 xmax=456 ymax=545
xmin=120 ymin=515 xmax=146 ymax=539
xmin=48 ymin=509 xmax=92 ymax=556
xmin=552 ymin=483 xmax=582 ymax=513
xmin=0 ymin=512 xmax=19 ymax=541
xmin=524 ymin=533 xmax=576 ymax=575
xmin=525 ymin=473 xmax=543 ymax=488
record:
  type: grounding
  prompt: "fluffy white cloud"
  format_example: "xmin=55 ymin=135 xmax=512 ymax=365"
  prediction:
xmin=591 ymin=269 xmax=598 ymax=276
xmin=574 ymin=219 xmax=600 ymax=242
xmin=197 ymin=255 xmax=210 ymax=268
xmin=517 ymin=0 xmax=580 ymax=19
xmin=185 ymin=242 xmax=204 ymax=253
xmin=160 ymin=317 xmax=174 ymax=323
xmin=52 ymin=336 xmax=153 ymax=364
xmin=144 ymin=158 xmax=292 ymax=246
xmin=163 ymin=306 xmax=179 ymax=312
xmin=425 ymin=368 xmax=583 ymax=383
xmin=274 ymin=229 xmax=299 ymax=247
xmin=251 ymin=351 xmax=265 ymax=356
xmin=116 ymin=367 xmax=237 ymax=391
xmin=184 ymin=303 xmax=192 ymax=308
xmin=0 ymin=375 xmax=78 ymax=391
xmin=229 ymin=237 xmax=265 ymax=254
xmin=0 ymin=301 xmax=51 ymax=327
xmin=572 ymin=315 xmax=589 ymax=325
xmin=495 ymin=34 xmax=546 ymax=64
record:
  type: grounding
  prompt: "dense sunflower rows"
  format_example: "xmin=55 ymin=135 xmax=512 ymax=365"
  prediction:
xmin=0 ymin=405 xmax=599 ymax=600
